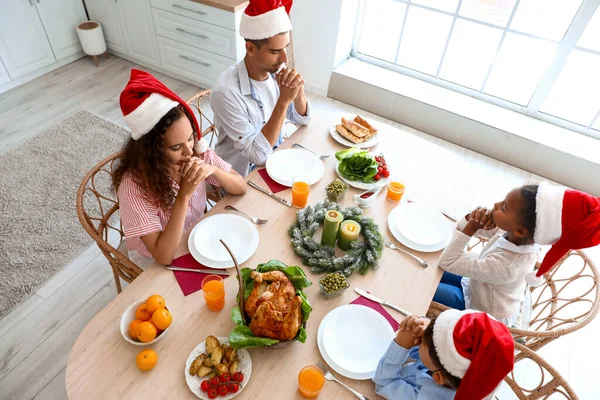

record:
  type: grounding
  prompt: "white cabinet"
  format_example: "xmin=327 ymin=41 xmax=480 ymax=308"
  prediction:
xmin=116 ymin=0 xmax=160 ymax=65
xmin=0 ymin=58 xmax=10 ymax=85
xmin=35 ymin=0 xmax=87 ymax=60
xmin=84 ymin=0 xmax=127 ymax=54
xmin=0 ymin=0 xmax=55 ymax=80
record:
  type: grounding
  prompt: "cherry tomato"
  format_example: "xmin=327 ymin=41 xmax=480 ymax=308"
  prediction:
xmin=233 ymin=372 xmax=244 ymax=382
xmin=217 ymin=384 xmax=229 ymax=396
xmin=219 ymin=373 xmax=230 ymax=383
xmin=377 ymin=167 xmax=383 ymax=173
xmin=201 ymin=380 xmax=211 ymax=392
xmin=210 ymin=376 xmax=220 ymax=388
xmin=207 ymin=388 xmax=218 ymax=399
xmin=228 ymin=382 xmax=240 ymax=393
xmin=374 ymin=174 xmax=381 ymax=181
xmin=382 ymin=169 xmax=390 ymax=178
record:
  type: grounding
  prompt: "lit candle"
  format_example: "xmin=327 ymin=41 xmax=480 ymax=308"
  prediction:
xmin=337 ymin=220 xmax=361 ymax=251
xmin=321 ymin=210 xmax=344 ymax=247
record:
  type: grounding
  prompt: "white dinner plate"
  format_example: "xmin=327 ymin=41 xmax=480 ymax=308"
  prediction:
xmin=188 ymin=214 xmax=259 ymax=269
xmin=184 ymin=336 xmax=252 ymax=399
xmin=317 ymin=305 xmax=394 ymax=380
xmin=265 ymin=149 xmax=324 ymax=187
xmin=335 ymin=161 xmax=389 ymax=190
xmin=329 ymin=124 xmax=380 ymax=148
xmin=387 ymin=203 xmax=453 ymax=252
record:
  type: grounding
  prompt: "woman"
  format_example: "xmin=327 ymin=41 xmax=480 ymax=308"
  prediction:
xmin=113 ymin=69 xmax=247 ymax=266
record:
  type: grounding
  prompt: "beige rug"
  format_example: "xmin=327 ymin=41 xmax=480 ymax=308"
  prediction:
xmin=0 ymin=110 xmax=129 ymax=318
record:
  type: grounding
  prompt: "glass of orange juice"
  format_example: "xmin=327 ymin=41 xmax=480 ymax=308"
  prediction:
xmin=201 ymin=275 xmax=225 ymax=311
xmin=292 ymin=176 xmax=310 ymax=208
xmin=298 ymin=365 xmax=325 ymax=398
xmin=387 ymin=181 xmax=405 ymax=202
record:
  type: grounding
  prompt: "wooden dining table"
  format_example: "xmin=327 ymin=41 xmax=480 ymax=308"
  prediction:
xmin=66 ymin=110 xmax=474 ymax=399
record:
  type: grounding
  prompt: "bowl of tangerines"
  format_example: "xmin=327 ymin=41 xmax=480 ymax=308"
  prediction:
xmin=120 ymin=294 xmax=173 ymax=346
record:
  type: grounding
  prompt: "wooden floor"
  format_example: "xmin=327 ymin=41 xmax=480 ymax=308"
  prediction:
xmin=0 ymin=56 xmax=598 ymax=399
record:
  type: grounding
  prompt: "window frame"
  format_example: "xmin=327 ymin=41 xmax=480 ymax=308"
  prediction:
xmin=351 ymin=0 xmax=600 ymax=139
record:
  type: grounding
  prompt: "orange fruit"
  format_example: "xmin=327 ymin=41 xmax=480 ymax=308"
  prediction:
xmin=128 ymin=319 xmax=143 ymax=339
xmin=152 ymin=308 xmax=172 ymax=330
xmin=135 ymin=303 xmax=152 ymax=321
xmin=136 ymin=349 xmax=158 ymax=371
xmin=146 ymin=295 xmax=165 ymax=314
xmin=137 ymin=321 xmax=157 ymax=343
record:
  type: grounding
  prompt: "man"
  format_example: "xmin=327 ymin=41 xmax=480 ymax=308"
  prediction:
xmin=211 ymin=0 xmax=311 ymax=177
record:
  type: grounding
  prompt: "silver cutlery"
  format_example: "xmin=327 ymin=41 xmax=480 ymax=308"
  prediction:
xmin=165 ymin=266 xmax=229 ymax=276
xmin=224 ymin=205 xmax=268 ymax=225
xmin=383 ymin=236 xmax=429 ymax=268
xmin=292 ymin=143 xmax=330 ymax=160
xmin=248 ymin=181 xmax=292 ymax=207
xmin=354 ymin=288 xmax=413 ymax=316
xmin=316 ymin=361 xmax=369 ymax=400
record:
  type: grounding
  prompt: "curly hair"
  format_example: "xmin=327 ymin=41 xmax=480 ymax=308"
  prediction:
xmin=519 ymin=184 xmax=539 ymax=239
xmin=113 ymin=104 xmax=196 ymax=211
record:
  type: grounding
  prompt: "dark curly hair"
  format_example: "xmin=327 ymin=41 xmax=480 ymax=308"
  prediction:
xmin=519 ymin=184 xmax=539 ymax=239
xmin=113 ymin=104 xmax=196 ymax=211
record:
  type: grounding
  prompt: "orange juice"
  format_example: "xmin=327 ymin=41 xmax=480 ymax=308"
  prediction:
xmin=201 ymin=275 xmax=225 ymax=311
xmin=292 ymin=179 xmax=310 ymax=208
xmin=298 ymin=366 xmax=325 ymax=398
xmin=387 ymin=181 xmax=405 ymax=202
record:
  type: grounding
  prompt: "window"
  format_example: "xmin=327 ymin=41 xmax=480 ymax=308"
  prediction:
xmin=352 ymin=0 xmax=600 ymax=138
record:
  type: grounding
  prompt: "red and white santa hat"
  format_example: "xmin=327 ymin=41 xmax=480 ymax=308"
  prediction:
xmin=119 ymin=69 xmax=208 ymax=153
xmin=526 ymin=181 xmax=600 ymax=286
xmin=433 ymin=310 xmax=514 ymax=400
xmin=240 ymin=0 xmax=293 ymax=40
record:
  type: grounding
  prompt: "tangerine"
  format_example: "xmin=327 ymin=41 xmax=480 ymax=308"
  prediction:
xmin=137 ymin=321 xmax=157 ymax=343
xmin=152 ymin=308 xmax=172 ymax=330
xmin=128 ymin=319 xmax=143 ymax=339
xmin=136 ymin=349 xmax=158 ymax=371
xmin=135 ymin=303 xmax=152 ymax=321
xmin=145 ymin=295 xmax=165 ymax=314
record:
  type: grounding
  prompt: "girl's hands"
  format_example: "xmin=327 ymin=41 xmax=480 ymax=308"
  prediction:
xmin=466 ymin=207 xmax=495 ymax=231
xmin=178 ymin=157 xmax=216 ymax=199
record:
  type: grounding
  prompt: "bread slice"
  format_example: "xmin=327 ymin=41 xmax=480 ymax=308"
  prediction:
xmin=336 ymin=124 xmax=365 ymax=144
xmin=353 ymin=115 xmax=377 ymax=135
xmin=341 ymin=117 xmax=369 ymax=138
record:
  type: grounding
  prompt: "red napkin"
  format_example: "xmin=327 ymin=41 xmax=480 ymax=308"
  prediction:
xmin=258 ymin=168 xmax=288 ymax=193
xmin=351 ymin=292 xmax=400 ymax=331
xmin=170 ymin=253 xmax=229 ymax=296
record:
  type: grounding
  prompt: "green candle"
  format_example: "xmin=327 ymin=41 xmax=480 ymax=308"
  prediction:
xmin=338 ymin=220 xmax=361 ymax=251
xmin=321 ymin=210 xmax=344 ymax=247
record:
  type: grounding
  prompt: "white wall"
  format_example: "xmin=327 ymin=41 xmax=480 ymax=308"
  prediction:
xmin=291 ymin=0 xmax=347 ymax=95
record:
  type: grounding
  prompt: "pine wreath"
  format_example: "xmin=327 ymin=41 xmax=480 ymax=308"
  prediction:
xmin=288 ymin=199 xmax=384 ymax=276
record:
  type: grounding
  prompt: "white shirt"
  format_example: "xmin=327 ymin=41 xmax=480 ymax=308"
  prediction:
xmin=250 ymin=75 xmax=277 ymax=124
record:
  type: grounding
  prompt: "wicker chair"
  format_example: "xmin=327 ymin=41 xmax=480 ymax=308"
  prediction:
xmin=503 ymin=342 xmax=579 ymax=399
xmin=427 ymin=249 xmax=600 ymax=352
xmin=76 ymin=152 xmax=142 ymax=293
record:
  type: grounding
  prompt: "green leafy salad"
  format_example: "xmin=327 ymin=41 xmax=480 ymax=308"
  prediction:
xmin=335 ymin=148 xmax=378 ymax=183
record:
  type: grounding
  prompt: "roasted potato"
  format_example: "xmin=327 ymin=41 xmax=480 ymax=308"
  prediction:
xmin=207 ymin=371 xmax=217 ymax=379
xmin=197 ymin=366 xmax=213 ymax=377
xmin=203 ymin=356 xmax=213 ymax=368
xmin=205 ymin=336 xmax=220 ymax=355
xmin=223 ymin=347 xmax=237 ymax=363
xmin=216 ymin=363 xmax=229 ymax=375
xmin=229 ymin=359 xmax=239 ymax=374
xmin=189 ymin=354 xmax=206 ymax=376
xmin=210 ymin=346 xmax=223 ymax=366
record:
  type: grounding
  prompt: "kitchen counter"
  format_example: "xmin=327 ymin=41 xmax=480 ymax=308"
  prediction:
xmin=189 ymin=0 xmax=248 ymax=12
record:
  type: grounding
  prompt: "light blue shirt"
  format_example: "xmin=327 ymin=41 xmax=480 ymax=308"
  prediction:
xmin=211 ymin=59 xmax=311 ymax=177
xmin=373 ymin=341 xmax=456 ymax=400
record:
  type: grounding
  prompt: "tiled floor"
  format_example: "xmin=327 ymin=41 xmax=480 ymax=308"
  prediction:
xmin=0 ymin=56 xmax=598 ymax=399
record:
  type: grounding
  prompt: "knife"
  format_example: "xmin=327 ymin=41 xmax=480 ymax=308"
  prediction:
xmin=354 ymin=288 xmax=413 ymax=316
xmin=248 ymin=180 xmax=292 ymax=207
xmin=166 ymin=266 xmax=229 ymax=276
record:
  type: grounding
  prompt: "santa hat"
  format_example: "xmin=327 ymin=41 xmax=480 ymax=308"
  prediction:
xmin=433 ymin=310 xmax=514 ymax=400
xmin=526 ymin=181 xmax=600 ymax=286
xmin=119 ymin=69 xmax=208 ymax=153
xmin=240 ymin=0 xmax=293 ymax=40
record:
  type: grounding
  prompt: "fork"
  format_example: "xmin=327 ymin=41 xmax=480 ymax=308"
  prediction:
xmin=292 ymin=143 xmax=330 ymax=160
xmin=224 ymin=205 xmax=268 ymax=225
xmin=383 ymin=236 xmax=429 ymax=268
xmin=316 ymin=361 xmax=369 ymax=400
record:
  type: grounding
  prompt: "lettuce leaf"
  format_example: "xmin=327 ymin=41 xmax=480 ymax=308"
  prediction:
xmin=229 ymin=325 xmax=279 ymax=349
xmin=336 ymin=149 xmax=378 ymax=183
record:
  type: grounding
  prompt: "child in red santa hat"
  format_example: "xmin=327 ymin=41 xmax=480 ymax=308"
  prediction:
xmin=434 ymin=182 xmax=600 ymax=327
xmin=113 ymin=69 xmax=247 ymax=267
xmin=373 ymin=310 xmax=514 ymax=400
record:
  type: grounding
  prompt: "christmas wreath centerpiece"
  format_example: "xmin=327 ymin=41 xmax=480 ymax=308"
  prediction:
xmin=288 ymin=200 xmax=384 ymax=276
